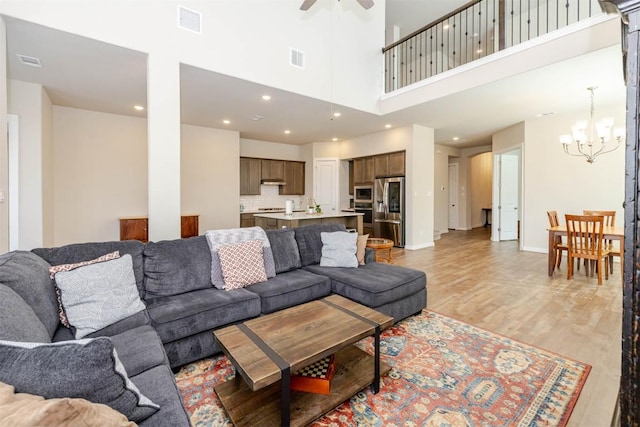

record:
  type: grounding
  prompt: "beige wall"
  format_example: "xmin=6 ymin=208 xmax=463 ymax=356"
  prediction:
xmin=434 ymin=144 xmax=461 ymax=235
xmin=41 ymin=86 xmax=53 ymax=246
xmin=522 ymin=105 xmax=625 ymax=252
xmin=53 ymin=106 xmax=148 ymax=246
xmin=182 ymin=124 xmax=239 ymax=232
xmin=240 ymin=138 xmax=304 ymax=160
xmin=469 ymin=152 xmax=493 ymax=228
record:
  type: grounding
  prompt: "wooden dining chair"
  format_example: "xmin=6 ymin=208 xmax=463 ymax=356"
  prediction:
xmin=547 ymin=210 xmax=569 ymax=271
xmin=565 ymin=214 xmax=610 ymax=285
xmin=583 ymin=210 xmax=620 ymax=276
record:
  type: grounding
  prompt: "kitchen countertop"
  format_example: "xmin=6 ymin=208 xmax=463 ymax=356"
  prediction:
xmin=253 ymin=211 xmax=364 ymax=220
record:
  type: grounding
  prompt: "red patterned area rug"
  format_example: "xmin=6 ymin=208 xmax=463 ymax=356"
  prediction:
xmin=175 ymin=310 xmax=590 ymax=426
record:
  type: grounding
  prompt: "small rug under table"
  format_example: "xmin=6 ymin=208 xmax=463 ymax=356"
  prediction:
xmin=174 ymin=310 xmax=590 ymax=426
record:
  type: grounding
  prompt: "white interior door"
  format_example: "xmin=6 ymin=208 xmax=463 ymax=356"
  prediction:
xmin=499 ymin=152 xmax=519 ymax=240
xmin=448 ymin=163 xmax=458 ymax=229
xmin=314 ymin=158 xmax=338 ymax=214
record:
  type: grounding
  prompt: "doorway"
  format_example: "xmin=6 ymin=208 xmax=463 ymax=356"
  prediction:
xmin=448 ymin=163 xmax=459 ymax=229
xmin=493 ymin=148 xmax=521 ymax=243
xmin=313 ymin=158 xmax=338 ymax=214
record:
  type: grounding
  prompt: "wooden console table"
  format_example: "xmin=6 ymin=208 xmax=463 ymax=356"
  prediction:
xmin=119 ymin=215 xmax=199 ymax=242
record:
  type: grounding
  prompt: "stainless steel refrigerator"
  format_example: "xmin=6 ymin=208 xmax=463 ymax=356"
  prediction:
xmin=373 ymin=176 xmax=405 ymax=247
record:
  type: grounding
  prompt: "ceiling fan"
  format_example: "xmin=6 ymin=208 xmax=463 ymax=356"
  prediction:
xmin=300 ymin=0 xmax=374 ymax=10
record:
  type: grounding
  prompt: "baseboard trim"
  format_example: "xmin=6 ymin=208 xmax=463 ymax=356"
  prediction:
xmin=404 ymin=242 xmax=435 ymax=250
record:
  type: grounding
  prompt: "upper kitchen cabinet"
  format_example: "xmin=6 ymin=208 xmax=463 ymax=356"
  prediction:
xmin=353 ymin=157 xmax=374 ymax=185
xmin=240 ymin=157 xmax=261 ymax=195
xmin=280 ymin=161 xmax=305 ymax=195
xmin=375 ymin=151 xmax=405 ymax=177
xmin=261 ymin=159 xmax=285 ymax=181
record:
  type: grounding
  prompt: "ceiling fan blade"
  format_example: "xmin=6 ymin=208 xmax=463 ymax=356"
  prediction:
xmin=300 ymin=0 xmax=318 ymax=10
xmin=356 ymin=0 xmax=374 ymax=9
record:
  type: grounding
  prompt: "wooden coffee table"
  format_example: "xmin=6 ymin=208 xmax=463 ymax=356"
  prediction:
xmin=214 ymin=295 xmax=393 ymax=426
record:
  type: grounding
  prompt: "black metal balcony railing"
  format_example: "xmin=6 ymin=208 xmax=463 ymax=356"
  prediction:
xmin=383 ymin=0 xmax=603 ymax=92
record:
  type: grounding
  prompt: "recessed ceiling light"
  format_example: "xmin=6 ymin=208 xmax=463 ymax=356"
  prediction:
xmin=262 ymin=95 xmax=271 ymax=101
xmin=134 ymin=105 xmax=144 ymax=111
xmin=476 ymin=49 xmax=483 ymax=53
xmin=385 ymin=124 xmax=392 ymax=129
xmin=284 ymin=130 xmax=291 ymax=134
xmin=453 ymin=137 xmax=460 ymax=141
xmin=332 ymin=112 xmax=341 ymax=118
xmin=223 ymin=119 xmax=231 ymax=124
xmin=443 ymin=24 xmax=449 ymax=30
xmin=332 ymin=137 xmax=338 ymax=142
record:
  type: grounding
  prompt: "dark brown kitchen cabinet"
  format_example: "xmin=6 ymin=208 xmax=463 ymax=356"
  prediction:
xmin=375 ymin=151 xmax=405 ymax=177
xmin=280 ymin=161 xmax=305 ymax=195
xmin=240 ymin=157 xmax=261 ymax=195
xmin=240 ymin=213 xmax=255 ymax=228
xmin=261 ymin=159 xmax=284 ymax=181
xmin=119 ymin=215 xmax=199 ymax=242
xmin=388 ymin=151 xmax=405 ymax=176
xmin=348 ymin=160 xmax=354 ymax=195
xmin=353 ymin=156 xmax=374 ymax=185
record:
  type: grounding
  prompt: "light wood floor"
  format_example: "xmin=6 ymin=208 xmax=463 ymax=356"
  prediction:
xmin=390 ymin=227 xmax=621 ymax=427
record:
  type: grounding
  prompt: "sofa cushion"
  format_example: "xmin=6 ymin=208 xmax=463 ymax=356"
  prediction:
xmin=266 ymin=229 xmax=302 ymax=273
xmin=54 ymin=255 xmax=147 ymax=339
xmin=146 ymin=287 xmax=261 ymax=343
xmin=143 ymin=236 xmax=213 ymax=299
xmin=304 ymin=263 xmax=426 ymax=308
xmin=0 ymin=338 xmax=159 ymax=423
xmin=218 ymin=240 xmax=267 ymax=290
xmin=205 ymin=227 xmax=276 ymax=289
xmin=294 ymin=223 xmax=347 ymax=266
xmin=245 ymin=269 xmax=331 ymax=314
xmin=108 ymin=326 xmax=169 ymax=377
xmin=0 ymin=251 xmax=59 ymax=338
xmin=320 ymin=231 xmax=358 ymax=268
xmin=52 ymin=310 xmax=152 ymax=343
xmin=32 ymin=240 xmax=146 ymax=298
xmin=0 ymin=284 xmax=50 ymax=343
xmin=0 ymin=381 xmax=136 ymax=427
xmin=130 ymin=365 xmax=191 ymax=427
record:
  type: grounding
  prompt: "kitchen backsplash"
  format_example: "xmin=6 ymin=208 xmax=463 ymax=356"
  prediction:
xmin=240 ymin=185 xmax=308 ymax=211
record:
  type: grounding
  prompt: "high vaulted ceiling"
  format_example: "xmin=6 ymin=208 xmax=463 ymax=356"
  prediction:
xmin=3 ymin=1 xmax=626 ymax=149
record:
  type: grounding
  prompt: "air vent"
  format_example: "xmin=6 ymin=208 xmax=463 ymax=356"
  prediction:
xmin=290 ymin=48 xmax=305 ymax=69
xmin=16 ymin=54 xmax=42 ymax=68
xmin=178 ymin=5 xmax=201 ymax=33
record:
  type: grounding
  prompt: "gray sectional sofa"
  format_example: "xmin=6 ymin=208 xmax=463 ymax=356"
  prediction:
xmin=0 ymin=223 xmax=426 ymax=426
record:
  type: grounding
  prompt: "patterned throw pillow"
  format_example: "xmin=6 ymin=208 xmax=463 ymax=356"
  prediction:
xmin=205 ymin=227 xmax=276 ymax=289
xmin=218 ymin=240 xmax=268 ymax=290
xmin=49 ymin=251 xmax=120 ymax=328
xmin=54 ymin=255 xmax=146 ymax=339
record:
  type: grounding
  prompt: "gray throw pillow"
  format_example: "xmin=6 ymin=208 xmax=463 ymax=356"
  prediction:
xmin=0 ymin=338 xmax=159 ymax=423
xmin=294 ymin=223 xmax=347 ymax=266
xmin=54 ymin=255 xmax=146 ymax=339
xmin=320 ymin=231 xmax=359 ymax=268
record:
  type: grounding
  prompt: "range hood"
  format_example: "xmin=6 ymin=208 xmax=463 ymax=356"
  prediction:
xmin=261 ymin=179 xmax=286 ymax=186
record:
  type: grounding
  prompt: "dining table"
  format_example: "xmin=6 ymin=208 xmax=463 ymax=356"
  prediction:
xmin=547 ymin=224 xmax=624 ymax=279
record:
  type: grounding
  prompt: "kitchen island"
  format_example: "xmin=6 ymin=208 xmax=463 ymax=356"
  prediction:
xmin=254 ymin=211 xmax=364 ymax=234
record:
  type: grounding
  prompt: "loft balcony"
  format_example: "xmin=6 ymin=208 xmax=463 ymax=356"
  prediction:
xmin=383 ymin=0 xmax=604 ymax=92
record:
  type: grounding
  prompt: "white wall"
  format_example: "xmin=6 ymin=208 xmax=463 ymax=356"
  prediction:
xmin=0 ymin=0 xmax=385 ymax=114
xmin=41 ymin=85 xmax=53 ymax=246
xmin=434 ymin=144 xmax=461 ymax=234
xmin=240 ymin=139 xmax=305 ymax=160
xmin=0 ymin=17 xmax=7 ymax=253
xmin=8 ymin=80 xmax=46 ymax=249
xmin=53 ymin=107 xmax=148 ymax=246
xmin=182 ymin=124 xmax=239 ymax=232
xmin=522 ymin=105 xmax=625 ymax=252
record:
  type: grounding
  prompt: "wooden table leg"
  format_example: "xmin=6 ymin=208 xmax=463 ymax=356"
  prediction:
xmin=548 ymin=230 xmax=555 ymax=276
